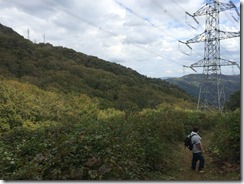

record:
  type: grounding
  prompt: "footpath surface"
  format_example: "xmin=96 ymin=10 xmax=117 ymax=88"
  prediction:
xmin=172 ymin=132 xmax=240 ymax=181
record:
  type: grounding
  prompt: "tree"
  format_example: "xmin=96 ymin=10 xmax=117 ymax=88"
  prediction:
xmin=226 ymin=90 xmax=240 ymax=111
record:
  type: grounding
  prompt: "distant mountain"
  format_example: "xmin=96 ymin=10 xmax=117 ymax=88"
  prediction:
xmin=0 ymin=23 xmax=195 ymax=111
xmin=164 ymin=74 xmax=240 ymax=100
xmin=160 ymin=76 xmax=174 ymax=80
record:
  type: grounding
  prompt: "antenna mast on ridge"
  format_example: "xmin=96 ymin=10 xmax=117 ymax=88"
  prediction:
xmin=27 ymin=29 xmax=30 ymax=40
xmin=179 ymin=0 xmax=240 ymax=112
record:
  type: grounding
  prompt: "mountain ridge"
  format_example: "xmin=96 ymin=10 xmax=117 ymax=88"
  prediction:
xmin=164 ymin=73 xmax=240 ymax=100
xmin=0 ymin=23 xmax=195 ymax=111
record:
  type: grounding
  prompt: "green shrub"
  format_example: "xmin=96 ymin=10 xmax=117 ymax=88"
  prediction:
xmin=209 ymin=109 xmax=240 ymax=165
xmin=0 ymin=79 xmax=223 ymax=180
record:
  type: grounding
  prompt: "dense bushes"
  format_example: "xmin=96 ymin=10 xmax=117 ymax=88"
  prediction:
xmin=0 ymin=23 xmax=240 ymax=180
xmin=0 ymin=79 xmax=235 ymax=180
xmin=209 ymin=109 xmax=240 ymax=166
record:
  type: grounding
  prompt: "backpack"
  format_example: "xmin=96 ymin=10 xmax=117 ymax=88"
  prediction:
xmin=184 ymin=134 xmax=196 ymax=150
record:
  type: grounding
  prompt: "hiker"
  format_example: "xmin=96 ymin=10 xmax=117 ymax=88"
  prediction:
xmin=189 ymin=126 xmax=205 ymax=173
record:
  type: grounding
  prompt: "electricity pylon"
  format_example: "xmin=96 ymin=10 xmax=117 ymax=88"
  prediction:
xmin=179 ymin=0 xmax=240 ymax=112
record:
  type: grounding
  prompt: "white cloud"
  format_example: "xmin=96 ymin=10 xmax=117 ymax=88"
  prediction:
xmin=0 ymin=0 xmax=240 ymax=78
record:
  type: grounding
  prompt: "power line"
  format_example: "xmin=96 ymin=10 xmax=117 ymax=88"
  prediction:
xmin=114 ymin=0 xmax=176 ymax=40
xmin=143 ymin=0 xmax=204 ymax=57
xmin=150 ymin=0 xmax=188 ymax=30
xmin=222 ymin=10 xmax=239 ymax=26
xmin=115 ymin=0 xmax=204 ymax=60
xmin=171 ymin=0 xmax=186 ymax=13
xmin=44 ymin=0 xmax=184 ymax=67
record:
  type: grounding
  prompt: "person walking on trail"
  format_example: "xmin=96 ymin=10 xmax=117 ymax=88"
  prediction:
xmin=189 ymin=126 xmax=205 ymax=173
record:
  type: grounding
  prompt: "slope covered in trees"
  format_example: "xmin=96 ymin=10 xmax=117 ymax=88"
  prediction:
xmin=165 ymin=74 xmax=240 ymax=100
xmin=0 ymin=79 xmax=240 ymax=180
xmin=0 ymin=23 xmax=194 ymax=112
xmin=0 ymin=23 xmax=240 ymax=180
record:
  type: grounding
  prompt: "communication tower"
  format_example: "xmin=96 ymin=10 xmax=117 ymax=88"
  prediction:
xmin=27 ymin=29 xmax=30 ymax=40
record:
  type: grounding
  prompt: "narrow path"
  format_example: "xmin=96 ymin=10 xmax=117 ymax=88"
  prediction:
xmin=172 ymin=132 xmax=239 ymax=181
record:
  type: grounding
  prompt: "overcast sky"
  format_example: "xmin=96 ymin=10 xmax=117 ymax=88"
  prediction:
xmin=0 ymin=0 xmax=240 ymax=78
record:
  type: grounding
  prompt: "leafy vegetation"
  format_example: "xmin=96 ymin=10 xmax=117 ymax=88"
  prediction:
xmin=206 ymin=90 xmax=240 ymax=176
xmin=208 ymin=109 xmax=240 ymax=172
xmin=0 ymin=79 xmax=223 ymax=180
xmin=225 ymin=90 xmax=240 ymax=111
xmin=0 ymin=24 xmax=240 ymax=180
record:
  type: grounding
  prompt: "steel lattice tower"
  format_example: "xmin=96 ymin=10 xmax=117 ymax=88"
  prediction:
xmin=180 ymin=0 xmax=240 ymax=112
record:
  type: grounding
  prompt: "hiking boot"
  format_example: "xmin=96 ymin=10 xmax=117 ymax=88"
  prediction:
xmin=199 ymin=170 xmax=205 ymax=174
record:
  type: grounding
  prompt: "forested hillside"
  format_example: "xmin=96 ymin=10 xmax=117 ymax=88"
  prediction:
xmin=0 ymin=24 xmax=240 ymax=180
xmin=165 ymin=74 xmax=240 ymax=99
xmin=0 ymin=23 xmax=194 ymax=112
xmin=0 ymin=79 xmax=240 ymax=180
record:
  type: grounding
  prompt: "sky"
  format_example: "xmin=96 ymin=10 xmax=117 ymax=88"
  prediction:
xmin=0 ymin=0 xmax=241 ymax=78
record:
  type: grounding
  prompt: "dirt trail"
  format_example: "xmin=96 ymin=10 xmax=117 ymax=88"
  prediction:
xmin=172 ymin=132 xmax=239 ymax=181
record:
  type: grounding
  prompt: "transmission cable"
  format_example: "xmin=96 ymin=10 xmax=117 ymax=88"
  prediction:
xmin=143 ymin=0 xmax=204 ymax=57
xmin=44 ymin=0 xmax=185 ymax=67
xmin=115 ymin=0 xmax=203 ymax=59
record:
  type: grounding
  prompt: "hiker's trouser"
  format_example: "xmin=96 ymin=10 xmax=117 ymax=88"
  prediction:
xmin=191 ymin=152 xmax=205 ymax=171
